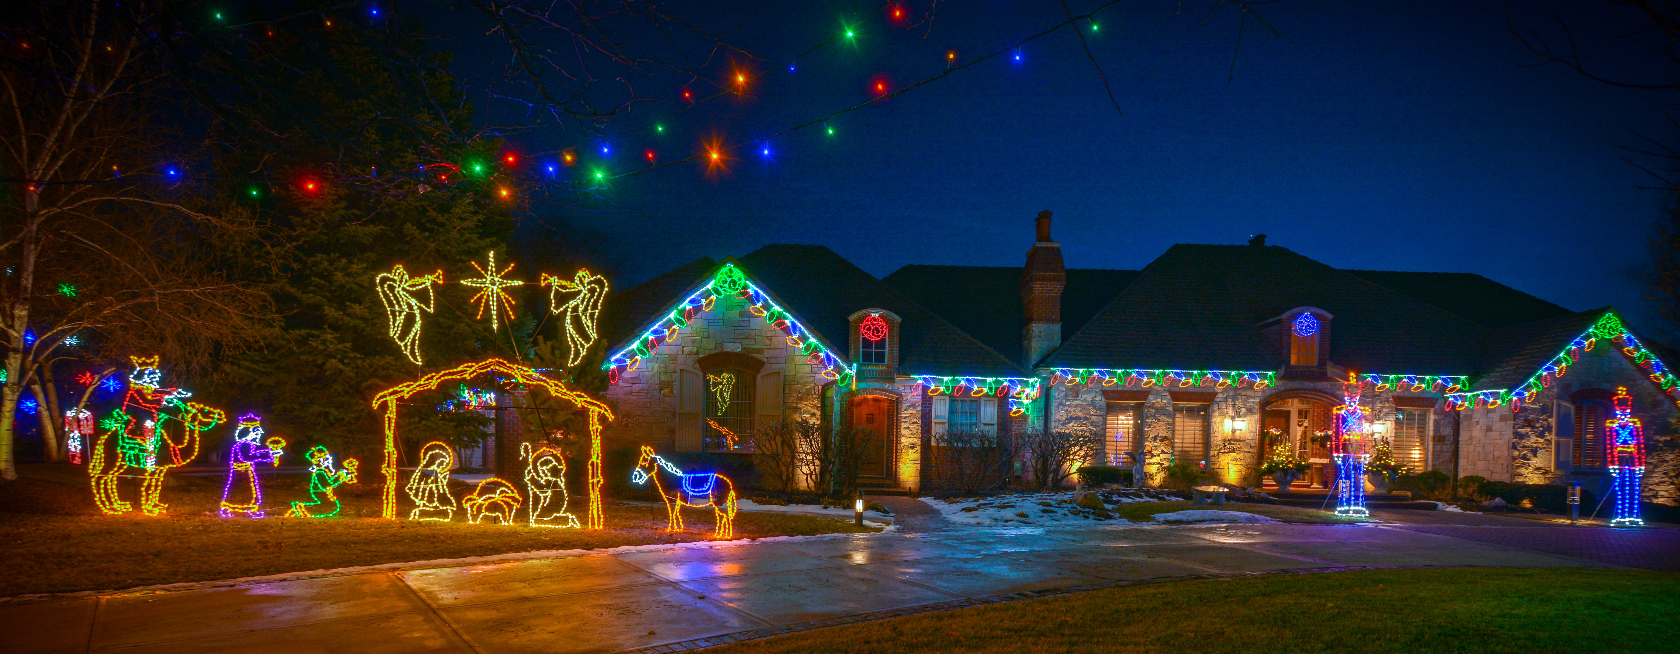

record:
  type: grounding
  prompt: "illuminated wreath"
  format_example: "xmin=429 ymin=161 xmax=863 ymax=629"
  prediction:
xmin=1292 ymin=312 xmax=1319 ymax=338
xmin=860 ymin=314 xmax=888 ymax=342
xmin=713 ymin=265 xmax=746 ymax=296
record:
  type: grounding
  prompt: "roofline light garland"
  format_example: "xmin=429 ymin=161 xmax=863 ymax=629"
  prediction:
xmin=1049 ymin=368 xmax=1276 ymax=390
xmin=1358 ymin=374 xmax=1466 ymax=394
xmin=915 ymin=376 xmax=1042 ymax=416
xmin=1444 ymin=313 xmax=1679 ymax=412
xmin=602 ymin=263 xmax=854 ymax=385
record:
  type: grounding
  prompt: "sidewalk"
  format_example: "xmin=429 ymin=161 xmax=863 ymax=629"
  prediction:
xmin=4 ymin=518 xmax=1611 ymax=654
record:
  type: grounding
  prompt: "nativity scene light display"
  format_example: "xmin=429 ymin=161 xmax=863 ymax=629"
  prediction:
xmin=62 ymin=251 xmax=751 ymax=537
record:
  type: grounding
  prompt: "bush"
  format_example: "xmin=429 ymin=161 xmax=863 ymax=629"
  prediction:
xmin=1164 ymin=462 xmax=1201 ymax=490
xmin=1393 ymin=470 xmax=1451 ymax=499
xmin=1474 ymin=482 xmax=1597 ymax=513
xmin=1456 ymin=475 xmax=1489 ymax=498
xmin=1076 ymin=465 xmax=1132 ymax=487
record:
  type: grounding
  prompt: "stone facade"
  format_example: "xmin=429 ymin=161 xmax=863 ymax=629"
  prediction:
xmin=601 ymin=301 xmax=824 ymax=453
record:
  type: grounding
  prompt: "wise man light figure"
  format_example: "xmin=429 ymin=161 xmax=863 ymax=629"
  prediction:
xmin=1332 ymin=378 xmax=1373 ymax=518
xmin=1608 ymin=386 xmax=1646 ymax=527
xmin=219 ymin=414 xmax=285 ymax=518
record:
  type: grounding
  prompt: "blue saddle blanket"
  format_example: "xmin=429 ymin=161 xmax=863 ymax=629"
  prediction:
xmin=682 ymin=473 xmax=717 ymax=498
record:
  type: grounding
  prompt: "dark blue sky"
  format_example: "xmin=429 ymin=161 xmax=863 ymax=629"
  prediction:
xmin=444 ymin=1 xmax=1674 ymax=335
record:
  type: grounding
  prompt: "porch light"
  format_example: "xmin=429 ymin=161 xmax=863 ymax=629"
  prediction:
xmin=1224 ymin=417 xmax=1248 ymax=433
xmin=854 ymin=497 xmax=865 ymax=526
xmin=1370 ymin=421 xmax=1388 ymax=435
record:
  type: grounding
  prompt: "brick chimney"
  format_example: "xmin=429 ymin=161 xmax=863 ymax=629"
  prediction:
xmin=1021 ymin=210 xmax=1066 ymax=367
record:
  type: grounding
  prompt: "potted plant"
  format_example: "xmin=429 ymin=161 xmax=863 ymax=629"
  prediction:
xmin=1258 ymin=428 xmax=1309 ymax=493
xmin=1366 ymin=440 xmax=1404 ymax=494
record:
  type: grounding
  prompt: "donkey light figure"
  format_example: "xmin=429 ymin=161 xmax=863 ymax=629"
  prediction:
xmin=632 ymin=446 xmax=737 ymax=538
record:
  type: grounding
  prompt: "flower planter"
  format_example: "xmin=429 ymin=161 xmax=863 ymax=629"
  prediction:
xmin=1271 ymin=470 xmax=1301 ymax=493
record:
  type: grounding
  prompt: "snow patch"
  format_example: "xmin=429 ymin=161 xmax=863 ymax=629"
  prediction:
xmin=919 ymin=492 xmax=1132 ymax=527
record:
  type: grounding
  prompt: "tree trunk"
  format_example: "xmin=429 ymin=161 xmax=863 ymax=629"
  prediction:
xmin=0 ymin=350 xmax=23 ymax=480
xmin=28 ymin=378 xmax=58 ymax=462
xmin=41 ymin=361 xmax=63 ymax=457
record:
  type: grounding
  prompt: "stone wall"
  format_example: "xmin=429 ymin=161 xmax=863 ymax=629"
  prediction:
xmin=1458 ymin=406 xmax=1514 ymax=481
xmin=601 ymin=301 xmax=823 ymax=453
xmin=896 ymin=382 xmax=924 ymax=491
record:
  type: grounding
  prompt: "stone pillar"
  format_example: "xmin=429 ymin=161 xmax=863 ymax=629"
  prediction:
xmin=1142 ymin=391 xmax=1175 ymax=486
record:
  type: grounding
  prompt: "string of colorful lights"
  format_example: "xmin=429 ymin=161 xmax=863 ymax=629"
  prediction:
xmin=603 ymin=263 xmax=854 ymax=385
xmin=1444 ymin=313 xmax=1680 ymax=411
xmin=1049 ymin=368 xmax=1277 ymax=390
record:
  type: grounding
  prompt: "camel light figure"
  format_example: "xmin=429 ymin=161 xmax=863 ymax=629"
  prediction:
xmin=88 ymin=356 xmax=225 ymax=516
xmin=632 ymin=446 xmax=737 ymax=539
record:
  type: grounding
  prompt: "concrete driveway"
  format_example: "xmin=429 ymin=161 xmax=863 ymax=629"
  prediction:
xmin=4 ymin=517 xmax=1613 ymax=654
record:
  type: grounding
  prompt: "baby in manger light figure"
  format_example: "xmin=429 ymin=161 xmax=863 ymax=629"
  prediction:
xmin=1608 ymin=386 xmax=1646 ymax=527
xmin=219 ymin=414 xmax=286 ymax=518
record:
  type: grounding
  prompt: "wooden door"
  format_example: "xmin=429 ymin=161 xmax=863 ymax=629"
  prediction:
xmin=850 ymin=396 xmax=890 ymax=478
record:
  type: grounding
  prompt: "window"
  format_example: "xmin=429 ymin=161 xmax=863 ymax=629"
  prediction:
xmin=1105 ymin=402 xmax=1140 ymax=466
xmin=1290 ymin=312 xmax=1319 ymax=366
xmin=1392 ymin=409 xmax=1428 ymax=473
xmin=860 ymin=314 xmax=888 ymax=364
xmin=703 ymin=369 xmax=755 ymax=452
xmin=1172 ymin=404 xmax=1209 ymax=464
xmin=1574 ymin=401 xmax=1608 ymax=468
xmin=949 ymin=398 xmax=980 ymax=432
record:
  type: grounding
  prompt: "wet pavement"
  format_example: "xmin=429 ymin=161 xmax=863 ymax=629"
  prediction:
xmin=7 ymin=513 xmax=1638 ymax=654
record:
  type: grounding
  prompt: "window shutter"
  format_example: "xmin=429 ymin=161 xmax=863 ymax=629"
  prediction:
xmin=757 ymin=371 xmax=783 ymax=428
xmin=677 ymin=369 xmax=702 ymax=451
xmin=979 ymin=397 xmax=997 ymax=435
xmin=1555 ymin=402 xmax=1574 ymax=472
xmin=932 ymin=396 xmax=949 ymax=434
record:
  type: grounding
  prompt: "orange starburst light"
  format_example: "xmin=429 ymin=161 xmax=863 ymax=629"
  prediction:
xmin=461 ymin=251 xmax=524 ymax=332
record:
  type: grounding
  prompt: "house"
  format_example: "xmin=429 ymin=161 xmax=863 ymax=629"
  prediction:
xmin=597 ymin=212 xmax=1679 ymax=505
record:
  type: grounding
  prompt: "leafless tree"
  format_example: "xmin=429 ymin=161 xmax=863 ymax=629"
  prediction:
xmin=1021 ymin=428 xmax=1103 ymax=491
xmin=924 ymin=429 xmax=1023 ymax=495
xmin=0 ymin=1 xmax=268 ymax=478
xmin=751 ymin=419 xmax=800 ymax=495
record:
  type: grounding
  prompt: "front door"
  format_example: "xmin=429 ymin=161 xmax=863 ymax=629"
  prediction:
xmin=850 ymin=396 xmax=891 ymax=478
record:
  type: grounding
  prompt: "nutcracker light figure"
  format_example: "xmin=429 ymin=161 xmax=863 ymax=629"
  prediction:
xmin=1607 ymin=386 xmax=1646 ymax=527
xmin=1332 ymin=377 xmax=1373 ymax=518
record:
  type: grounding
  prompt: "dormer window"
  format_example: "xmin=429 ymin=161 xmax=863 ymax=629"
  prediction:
xmin=860 ymin=314 xmax=888 ymax=364
xmin=1290 ymin=312 xmax=1320 ymax=366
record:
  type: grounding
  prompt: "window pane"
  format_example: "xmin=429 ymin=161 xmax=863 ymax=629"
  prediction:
xmin=1392 ymin=409 xmax=1427 ymax=473
xmin=949 ymin=399 xmax=980 ymax=432
xmin=861 ymin=336 xmax=887 ymax=364
xmin=1172 ymin=404 xmax=1208 ymax=464
xmin=703 ymin=369 xmax=755 ymax=452
xmin=1105 ymin=403 xmax=1137 ymax=466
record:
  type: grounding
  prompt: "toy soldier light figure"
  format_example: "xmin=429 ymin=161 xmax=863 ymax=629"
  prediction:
xmin=1331 ymin=377 xmax=1373 ymax=517
xmin=1607 ymin=386 xmax=1646 ymax=527
xmin=219 ymin=414 xmax=285 ymax=518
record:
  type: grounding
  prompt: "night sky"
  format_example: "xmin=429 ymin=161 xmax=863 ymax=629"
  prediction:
xmin=437 ymin=1 xmax=1673 ymax=334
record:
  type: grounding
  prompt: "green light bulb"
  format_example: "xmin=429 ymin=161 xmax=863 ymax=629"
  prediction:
xmin=595 ymin=171 xmax=604 ymax=179
xmin=216 ymin=12 xmax=223 ymax=20
xmin=846 ymin=30 xmax=854 ymax=38
xmin=1091 ymin=23 xmax=1098 ymax=32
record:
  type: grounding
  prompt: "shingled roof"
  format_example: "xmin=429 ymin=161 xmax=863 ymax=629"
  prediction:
xmin=599 ymin=245 xmax=1025 ymax=378
xmin=881 ymin=265 xmax=1138 ymax=365
xmin=1345 ymin=270 xmax=1573 ymax=329
xmin=1468 ymin=308 xmax=1608 ymax=393
xmin=1041 ymin=244 xmax=1489 ymax=375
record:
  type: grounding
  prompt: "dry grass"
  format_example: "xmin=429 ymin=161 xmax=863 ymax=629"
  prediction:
xmin=0 ymin=464 xmax=876 ymax=596
xmin=712 ymin=568 xmax=1679 ymax=654
xmin=1103 ymin=499 xmax=1354 ymax=524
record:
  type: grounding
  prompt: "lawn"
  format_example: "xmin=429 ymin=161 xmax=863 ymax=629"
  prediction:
xmin=712 ymin=568 xmax=1679 ymax=654
xmin=0 ymin=464 xmax=876 ymax=596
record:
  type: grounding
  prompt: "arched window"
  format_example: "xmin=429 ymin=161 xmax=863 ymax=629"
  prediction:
xmin=1290 ymin=312 xmax=1320 ymax=366
xmin=859 ymin=313 xmax=889 ymax=365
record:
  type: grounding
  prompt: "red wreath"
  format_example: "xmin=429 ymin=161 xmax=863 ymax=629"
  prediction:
xmin=860 ymin=314 xmax=888 ymax=342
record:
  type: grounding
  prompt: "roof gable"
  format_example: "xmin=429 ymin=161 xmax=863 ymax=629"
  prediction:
xmin=599 ymin=258 xmax=853 ymax=382
xmin=1451 ymin=309 xmax=1680 ymax=409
